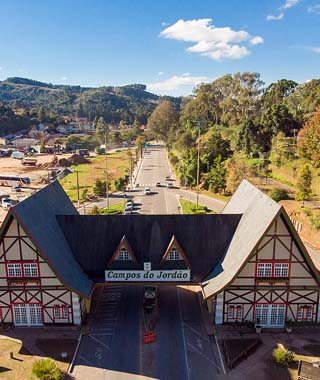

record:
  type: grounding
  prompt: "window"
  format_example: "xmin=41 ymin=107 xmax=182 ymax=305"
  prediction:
xmin=117 ymin=248 xmax=131 ymax=261
xmin=274 ymin=263 xmax=289 ymax=277
xmin=168 ymin=249 xmax=182 ymax=260
xmin=297 ymin=305 xmax=313 ymax=321
xmin=256 ymin=262 xmax=290 ymax=278
xmin=257 ymin=263 xmax=272 ymax=277
xmin=23 ymin=263 xmax=38 ymax=277
xmin=227 ymin=305 xmax=243 ymax=321
xmin=53 ymin=305 xmax=70 ymax=319
xmin=7 ymin=263 xmax=22 ymax=277
xmin=6 ymin=262 xmax=39 ymax=278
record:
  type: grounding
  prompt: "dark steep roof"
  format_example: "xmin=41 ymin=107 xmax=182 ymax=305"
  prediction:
xmin=57 ymin=214 xmax=241 ymax=283
xmin=11 ymin=181 xmax=94 ymax=297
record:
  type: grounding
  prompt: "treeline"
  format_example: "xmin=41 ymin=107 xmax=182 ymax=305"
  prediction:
xmin=148 ymin=72 xmax=320 ymax=201
xmin=0 ymin=78 xmax=180 ymax=125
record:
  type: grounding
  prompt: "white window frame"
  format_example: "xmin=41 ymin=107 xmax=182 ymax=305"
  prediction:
xmin=168 ymin=249 xmax=182 ymax=261
xmin=7 ymin=263 xmax=22 ymax=277
xmin=23 ymin=263 xmax=39 ymax=277
xmin=117 ymin=247 xmax=131 ymax=261
xmin=53 ymin=305 xmax=70 ymax=319
xmin=274 ymin=263 xmax=289 ymax=277
xmin=297 ymin=305 xmax=313 ymax=321
xmin=257 ymin=263 xmax=272 ymax=277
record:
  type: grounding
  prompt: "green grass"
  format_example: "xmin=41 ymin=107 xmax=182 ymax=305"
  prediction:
xmin=180 ymin=198 xmax=215 ymax=214
xmin=60 ymin=151 xmax=132 ymax=201
xmin=99 ymin=202 xmax=125 ymax=215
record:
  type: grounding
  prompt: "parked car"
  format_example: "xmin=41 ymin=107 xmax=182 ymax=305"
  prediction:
xmin=144 ymin=187 xmax=151 ymax=195
xmin=12 ymin=185 xmax=21 ymax=193
xmin=166 ymin=182 xmax=173 ymax=188
xmin=2 ymin=198 xmax=13 ymax=210
xmin=156 ymin=181 xmax=161 ymax=187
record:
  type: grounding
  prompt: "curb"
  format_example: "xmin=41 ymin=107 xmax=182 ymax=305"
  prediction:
xmin=68 ymin=333 xmax=83 ymax=374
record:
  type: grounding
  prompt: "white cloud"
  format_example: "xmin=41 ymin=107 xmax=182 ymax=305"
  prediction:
xmin=182 ymin=72 xmax=190 ymax=76
xmin=160 ymin=19 xmax=263 ymax=61
xmin=308 ymin=46 xmax=320 ymax=53
xmin=147 ymin=74 xmax=210 ymax=93
xmin=266 ymin=13 xmax=284 ymax=20
xmin=281 ymin=0 xmax=299 ymax=9
xmin=61 ymin=76 xmax=68 ymax=81
xmin=307 ymin=4 xmax=320 ymax=14
xmin=161 ymin=22 xmax=168 ymax=26
xmin=249 ymin=36 xmax=264 ymax=45
xmin=158 ymin=71 xmax=164 ymax=76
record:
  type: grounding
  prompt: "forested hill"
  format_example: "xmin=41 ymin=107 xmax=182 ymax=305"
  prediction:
xmin=0 ymin=77 xmax=180 ymax=124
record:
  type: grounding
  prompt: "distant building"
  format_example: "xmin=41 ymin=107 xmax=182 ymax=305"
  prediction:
xmin=0 ymin=180 xmax=319 ymax=327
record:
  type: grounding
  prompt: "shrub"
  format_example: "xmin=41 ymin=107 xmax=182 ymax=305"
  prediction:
xmin=272 ymin=347 xmax=295 ymax=366
xmin=310 ymin=211 xmax=320 ymax=230
xmin=269 ymin=188 xmax=289 ymax=202
xmin=89 ymin=205 xmax=100 ymax=215
xmin=32 ymin=358 xmax=63 ymax=380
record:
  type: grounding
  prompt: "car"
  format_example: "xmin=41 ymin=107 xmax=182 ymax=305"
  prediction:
xmin=144 ymin=187 xmax=151 ymax=195
xmin=12 ymin=185 xmax=21 ymax=193
xmin=135 ymin=183 xmax=140 ymax=188
xmin=2 ymin=198 xmax=13 ymax=210
xmin=156 ymin=181 xmax=161 ymax=187
xmin=125 ymin=203 xmax=133 ymax=212
xmin=166 ymin=182 xmax=173 ymax=188
xmin=165 ymin=176 xmax=170 ymax=180
xmin=123 ymin=209 xmax=132 ymax=215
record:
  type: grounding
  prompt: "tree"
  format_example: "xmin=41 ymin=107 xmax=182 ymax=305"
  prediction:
xmin=114 ymin=177 xmax=126 ymax=191
xmin=147 ymin=100 xmax=178 ymax=141
xmin=297 ymin=106 xmax=320 ymax=165
xmin=93 ymin=179 xmax=107 ymax=197
xmin=38 ymin=106 xmax=46 ymax=123
xmin=81 ymin=188 xmax=88 ymax=202
xmin=95 ymin=117 xmax=109 ymax=145
xmin=225 ymin=153 xmax=250 ymax=193
xmin=136 ymin=135 xmax=145 ymax=158
xmin=295 ymin=163 xmax=312 ymax=206
xmin=89 ymin=205 xmax=100 ymax=215
xmin=205 ymin=156 xmax=226 ymax=193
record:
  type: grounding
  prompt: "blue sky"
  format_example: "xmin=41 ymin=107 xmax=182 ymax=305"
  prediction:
xmin=0 ymin=0 xmax=319 ymax=96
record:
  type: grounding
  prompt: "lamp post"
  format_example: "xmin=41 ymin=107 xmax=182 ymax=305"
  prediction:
xmin=196 ymin=120 xmax=204 ymax=209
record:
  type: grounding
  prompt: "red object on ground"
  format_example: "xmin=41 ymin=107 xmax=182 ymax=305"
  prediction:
xmin=143 ymin=331 xmax=156 ymax=344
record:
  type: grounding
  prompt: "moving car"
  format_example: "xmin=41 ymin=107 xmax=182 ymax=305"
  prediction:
xmin=144 ymin=187 xmax=151 ymax=195
xmin=166 ymin=182 xmax=173 ymax=188
xmin=156 ymin=181 xmax=161 ymax=187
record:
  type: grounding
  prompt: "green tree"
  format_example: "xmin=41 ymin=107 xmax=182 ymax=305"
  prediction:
xmin=205 ymin=156 xmax=226 ymax=193
xmin=93 ymin=179 xmax=107 ymax=197
xmin=225 ymin=153 xmax=250 ymax=193
xmin=81 ymin=188 xmax=88 ymax=202
xmin=114 ymin=177 xmax=126 ymax=191
xmin=296 ymin=163 xmax=312 ymax=206
xmin=136 ymin=135 xmax=146 ymax=157
xmin=147 ymin=100 xmax=178 ymax=141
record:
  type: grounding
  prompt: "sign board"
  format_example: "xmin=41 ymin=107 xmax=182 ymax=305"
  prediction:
xmin=144 ymin=262 xmax=151 ymax=271
xmin=105 ymin=269 xmax=190 ymax=282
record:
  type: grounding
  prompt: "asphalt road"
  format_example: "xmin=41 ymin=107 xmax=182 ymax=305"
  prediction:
xmin=73 ymin=285 xmax=220 ymax=380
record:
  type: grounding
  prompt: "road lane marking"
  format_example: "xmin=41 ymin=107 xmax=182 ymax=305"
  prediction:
xmin=88 ymin=335 xmax=110 ymax=349
xmin=186 ymin=342 xmax=220 ymax=369
xmin=183 ymin=322 xmax=210 ymax=343
xmin=214 ymin=334 xmax=226 ymax=375
xmin=177 ymin=287 xmax=191 ymax=380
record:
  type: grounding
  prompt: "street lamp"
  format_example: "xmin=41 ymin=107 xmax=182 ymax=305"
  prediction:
xmin=196 ymin=120 xmax=204 ymax=209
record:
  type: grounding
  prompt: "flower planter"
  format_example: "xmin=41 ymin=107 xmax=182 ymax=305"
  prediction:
xmin=255 ymin=326 xmax=262 ymax=334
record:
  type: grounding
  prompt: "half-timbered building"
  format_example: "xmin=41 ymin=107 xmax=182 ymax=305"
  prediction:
xmin=0 ymin=179 xmax=319 ymax=328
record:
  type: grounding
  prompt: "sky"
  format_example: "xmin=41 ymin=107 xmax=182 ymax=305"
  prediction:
xmin=0 ymin=0 xmax=319 ymax=96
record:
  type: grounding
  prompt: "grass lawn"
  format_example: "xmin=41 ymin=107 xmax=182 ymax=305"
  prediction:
xmin=180 ymin=198 xmax=214 ymax=214
xmin=99 ymin=201 xmax=125 ymax=215
xmin=60 ymin=151 xmax=132 ymax=202
xmin=0 ymin=338 xmax=74 ymax=380
xmin=0 ymin=338 xmax=35 ymax=380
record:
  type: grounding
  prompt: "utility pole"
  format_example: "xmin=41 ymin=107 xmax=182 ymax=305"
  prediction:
xmin=105 ymin=128 xmax=109 ymax=209
xmin=196 ymin=121 xmax=203 ymax=209
xmin=76 ymin=170 xmax=80 ymax=209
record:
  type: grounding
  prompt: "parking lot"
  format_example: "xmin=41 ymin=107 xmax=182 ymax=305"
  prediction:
xmin=72 ymin=285 xmax=221 ymax=380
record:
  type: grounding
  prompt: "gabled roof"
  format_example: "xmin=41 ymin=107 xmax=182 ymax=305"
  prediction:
xmin=10 ymin=181 xmax=94 ymax=297
xmin=202 ymin=180 xmax=320 ymax=299
xmin=107 ymin=235 xmax=138 ymax=265
xmin=58 ymin=213 xmax=241 ymax=282
xmin=202 ymin=180 xmax=281 ymax=298
xmin=161 ymin=235 xmax=191 ymax=267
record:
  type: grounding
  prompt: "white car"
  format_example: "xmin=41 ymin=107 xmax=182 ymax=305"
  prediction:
xmin=2 ymin=198 xmax=13 ymax=210
xmin=166 ymin=182 xmax=173 ymax=188
xmin=144 ymin=187 xmax=151 ymax=195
